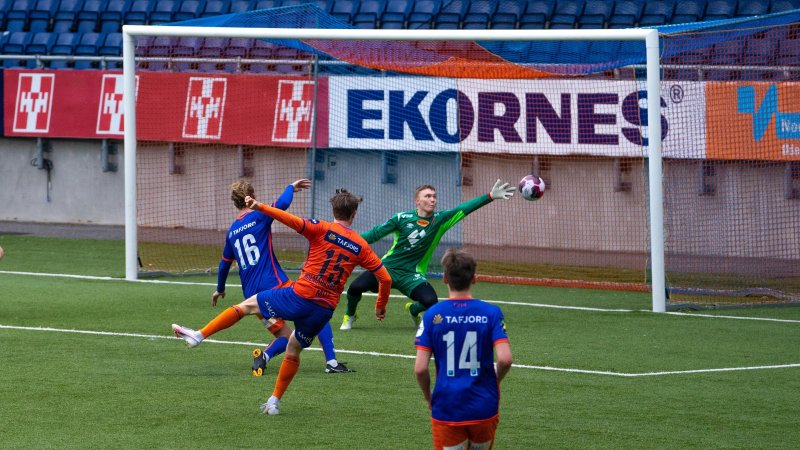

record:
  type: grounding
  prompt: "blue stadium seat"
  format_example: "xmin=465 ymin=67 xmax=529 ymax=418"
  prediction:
xmin=771 ymin=0 xmax=800 ymax=13
xmin=224 ymin=37 xmax=250 ymax=58
xmin=579 ymin=0 xmax=613 ymax=28
xmin=407 ymin=0 xmax=441 ymax=27
xmin=379 ymin=17 xmax=403 ymax=27
xmin=2 ymin=31 xmax=32 ymax=54
xmin=662 ymin=45 xmax=710 ymax=80
xmin=173 ymin=36 xmax=202 ymax=57
xmin=98 ymin=0 xmax=128 ymax=32
xmin=253 ymin=0 xmax=281 ymax=9
xmin=671 ymin=0 xmax=706 ymax=24
xmin=229 ymin=0 xmax=254 ymax=13
xmin=704 ymin=38 xmax=742 ymax=80
xmin=640 ymin=0 xmax=675 ymax=26
xmin=52 ymin=0 xmax=82 ymax=31
xmin=125 ymin=0 xmax=152 ymax=24
xmin=150 ymin=0 xmax=179 ymax=23
xmin=249 ymin=39 xmax=277 ymax=58
xmin=354 ymin=0 xmax=384 ymax=26
xmin=609 ymin=0 xmax=642 ymax=27
xmin=330 ymin=0 xmax=359 ymax=22
xmin=5 ymin=0 xmax=34 ymax=32
xmin=99 ymin=31 xmax=122 ymax=67
xmin=740 ymin=38 xmax=777 ymax=79
xmin=202 ymin=0 xmax=230 ymax=16
xmin=489 ymin=19 xmax=514 ymax=28
xmin=26 ymin=31 xmax=57 ymax=53
xmin=736 ymin=0 xmax=769 ymax=16
xmin=520 ymin=0 xmax=555 ymax=27
xmin=51 ymin=31 xmax=79 ymax=53
xmin=74 ymin=32 xmax=104 ymax=68
xmin=173 ymin=0 xmax=205 ymax=21
xmin=550 ymin=0 xmax=585 ymax=28
xmin=492 ymin=0 xmax=524 ymax=28
xmin=434 ymin=0 xmax=468 ymax=27
xmin=76 ymin=0 xmax=102 ymax=32
xmin=199 ymin=37 xmax=228 ymax=56
xmin=703 ymin=0 xmax=736 ymax=21
xmin=777 ymin=35 xmax=799 ymax=66
xmin=28 ymin=0 xmax=59 ymax=32
xmin=381 ymin=0 xmax=410 ymax=25
xmin=462 ymin=0 xmax=496 ymax=28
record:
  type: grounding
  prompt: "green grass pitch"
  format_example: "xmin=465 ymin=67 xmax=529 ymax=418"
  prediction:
xmin=1 ymin=234 xmax=799 ymax=449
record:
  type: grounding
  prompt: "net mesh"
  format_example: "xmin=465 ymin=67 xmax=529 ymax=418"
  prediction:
xmin=132 ymin=8 xmax=800 ymax=308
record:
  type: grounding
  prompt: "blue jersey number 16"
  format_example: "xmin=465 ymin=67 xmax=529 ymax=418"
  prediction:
xmin=442 ymin=330 xmax=479 ymax=377
xmin=233 ymin=233 xmax=260 ymax=270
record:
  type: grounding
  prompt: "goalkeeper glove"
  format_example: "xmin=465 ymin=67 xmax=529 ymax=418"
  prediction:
xmin=489 ymin=179 xmax=515 ymax=200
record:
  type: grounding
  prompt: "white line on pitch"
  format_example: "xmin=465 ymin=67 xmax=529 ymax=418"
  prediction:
xmin=2 ymin=324 xmax=799 ymax=377
xmin=2 ymin=270 xmax=800 ymax=323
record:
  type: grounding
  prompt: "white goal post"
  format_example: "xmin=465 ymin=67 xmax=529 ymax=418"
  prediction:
xmin=121 ymin=25 xmax=665 ymax=312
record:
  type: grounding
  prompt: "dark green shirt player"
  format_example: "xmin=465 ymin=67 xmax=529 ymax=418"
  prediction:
xmin=340 ymin=179 xmax=515 ymax=330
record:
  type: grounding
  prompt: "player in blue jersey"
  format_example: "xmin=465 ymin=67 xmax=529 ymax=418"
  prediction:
xmin=414 ymin=248 xmax=512 ymax=450
xmin=172 ymin=179 xmax=352 ymax=374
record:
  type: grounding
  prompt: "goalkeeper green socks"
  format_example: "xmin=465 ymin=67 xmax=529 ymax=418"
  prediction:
xmin=408 ymin=301 xmax=426 ymax=317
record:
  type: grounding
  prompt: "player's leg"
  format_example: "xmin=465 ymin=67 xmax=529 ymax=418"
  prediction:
xmin=172 ymin=296 xmax=260 ymax=348
xmin=318 ymin=322 xmax=352 ymax=373
xmin=465 ymin=418 xmax=499 ymax=450
xmin=263 ymin=297 xmax=333 ymax=415
xmin=403 ymin=281 xmax=438 ymax=326
xmin=342 ymin=270 xmax=379 ymax=330
xmin=251 ymin=317 xmax=291 ymax=376
xmin=431 ymin=420 xmax=469 ymax=450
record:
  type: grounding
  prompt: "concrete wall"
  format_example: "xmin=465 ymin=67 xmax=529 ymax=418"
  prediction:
xmin=0 ymin=138 xmax=124 ymax=225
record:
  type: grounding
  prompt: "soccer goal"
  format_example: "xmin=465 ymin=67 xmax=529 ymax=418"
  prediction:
xmin=121 ymin=24 xmax=667 ymax=312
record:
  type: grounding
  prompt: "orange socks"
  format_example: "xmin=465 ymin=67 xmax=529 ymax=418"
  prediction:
xmin=199 ymin=305 xmax=244 ymax=338
xmin=272 ymin=354 xmax=300 ymax=399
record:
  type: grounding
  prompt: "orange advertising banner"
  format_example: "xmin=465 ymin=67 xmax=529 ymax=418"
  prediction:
xmin=706 ymin=81 xmax=800 ymax=161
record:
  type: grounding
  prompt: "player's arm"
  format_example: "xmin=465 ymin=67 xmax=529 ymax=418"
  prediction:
xmin=212 ymin=241 xmax=235 ymax=306
xmin=361 ymin=215 xmax=399 ymax=244
xmin=373 ymin=265 xmax=392 ymax=320
xmin=245 ymin=196 xmax=305 ymax=232
xmin=273 ymin=179 xmax=311 ymax=211
xmin=494 ymin=341 xmax=512 ymax=383
xmin=414 ymin=348 xmax=433 ymax=407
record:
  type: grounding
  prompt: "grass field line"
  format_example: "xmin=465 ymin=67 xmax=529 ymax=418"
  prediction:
xmin=2 ymin=323 xmax=799 ymax=378
xmin=3 ymin=270 xmax=800 ymax=324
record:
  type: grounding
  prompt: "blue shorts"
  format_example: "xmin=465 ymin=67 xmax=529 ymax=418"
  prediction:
xmin=256 ymin=287 xmax=334 ymax=348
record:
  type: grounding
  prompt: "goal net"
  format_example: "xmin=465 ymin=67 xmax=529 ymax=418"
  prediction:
xmin=123 ymin=5 xmax=800 ymax=310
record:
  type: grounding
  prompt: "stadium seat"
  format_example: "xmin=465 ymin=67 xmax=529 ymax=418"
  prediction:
xmin=771 ymin=0 xmax=800 ymax=14
xmin=5 ymin=0 xmax=34 ymax=32
xmin=434 ymin=0 xmax=468 ymax=28
xmin=491 ymin=0 xmax=523 ymax=28
xmin=379 ymin=17 xmax=402 ymax=27
xmin=671 ymin=0 xmax=706 ymax=24
xmin=2 ymin=30 xmax=32 ymax=54
xmin=224 ymin=37 xmax=251 ymax=57
xmin=776 ymin=35 xmax=799 ymax=66
xmin=662 ymin=46 xmax=710 ymax=80
xmin=609 ymin=0 xmax=642 ymax=27
xmin=99 ymin=32 xmax=122 ymax=68
xmin=97 ymin=0 xmax=128 ymax=33
xmin=75 ymin=0 xmax=102 ymax=32
xmin=74 ymin=32 xmax=104 ymax=69
xmin=173 ymin=0 xmax=205 ymax=21
xmin=579 ymin=0 xmax=613 ymax=28
xmin=229 ymin=0 xmax=254 ymax=13
xmin=381 ymin=0 xmax=409 ymax=25
xmin=249 ymin=39 xmax=277 ymax=58
xmin=52 ymin=0 xmax=82 ymax=32
xmin=125 ymin=0 xmax=152 ymax=24
xmin=736 ymin=0 xmax=768 ymax=16
xmin=703 ymin=0 xmax=736 ymax=21
xmin=26 ymin=31 xmax=57 ymax=53
xmin=407 ymin=0 xmax=440 ymax=27
xmin=550 ymin=0 xmax=585 ymax=28
xmin=253 ymin=0 xmax=281 ymax=9
xmin=201 ymin=0 xmax=230 ymax=17
xmin=558 ymin=40 xmax=591 ymax=63
xmin=639 ymin=0 xmax=675 ymax=26
xmin=28 ymin=0 xmax=59 ymax=32
xmin=354 ymin=0 xmax=384 ymax=25
xmin=330 ymin=0 xmax=359 ymax=23
xmin=150 ymin=0 xmax=179 ymax=24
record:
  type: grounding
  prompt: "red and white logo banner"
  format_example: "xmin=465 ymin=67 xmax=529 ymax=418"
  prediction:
xmin=3 ymin=69 xmax=329 ymax=147
xmin=13 ymin=73 xmax=54 ymax=133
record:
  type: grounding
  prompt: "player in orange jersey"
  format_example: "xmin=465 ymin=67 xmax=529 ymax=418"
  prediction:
xmin=244 ymin=188 xmax=392 ymax=415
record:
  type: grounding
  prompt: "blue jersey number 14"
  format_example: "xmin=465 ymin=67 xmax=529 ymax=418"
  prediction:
xmin=443 ymin=330 xmax=479 ymax=377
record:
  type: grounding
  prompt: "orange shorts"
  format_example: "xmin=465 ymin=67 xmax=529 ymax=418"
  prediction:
xmin=430 ymin=416 xmax=498 ymax=450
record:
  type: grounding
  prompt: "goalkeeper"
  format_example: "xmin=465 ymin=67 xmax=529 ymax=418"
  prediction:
xmin=340 ymin=179 xmax=515 ymax=329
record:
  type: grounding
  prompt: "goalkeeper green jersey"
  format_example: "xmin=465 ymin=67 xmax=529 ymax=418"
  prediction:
xmin=362 ymin=193 xmax=492 ymax=277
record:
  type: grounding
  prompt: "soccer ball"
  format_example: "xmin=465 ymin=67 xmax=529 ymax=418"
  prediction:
xmin=518 ymin=175 xmax=545 ymax=201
